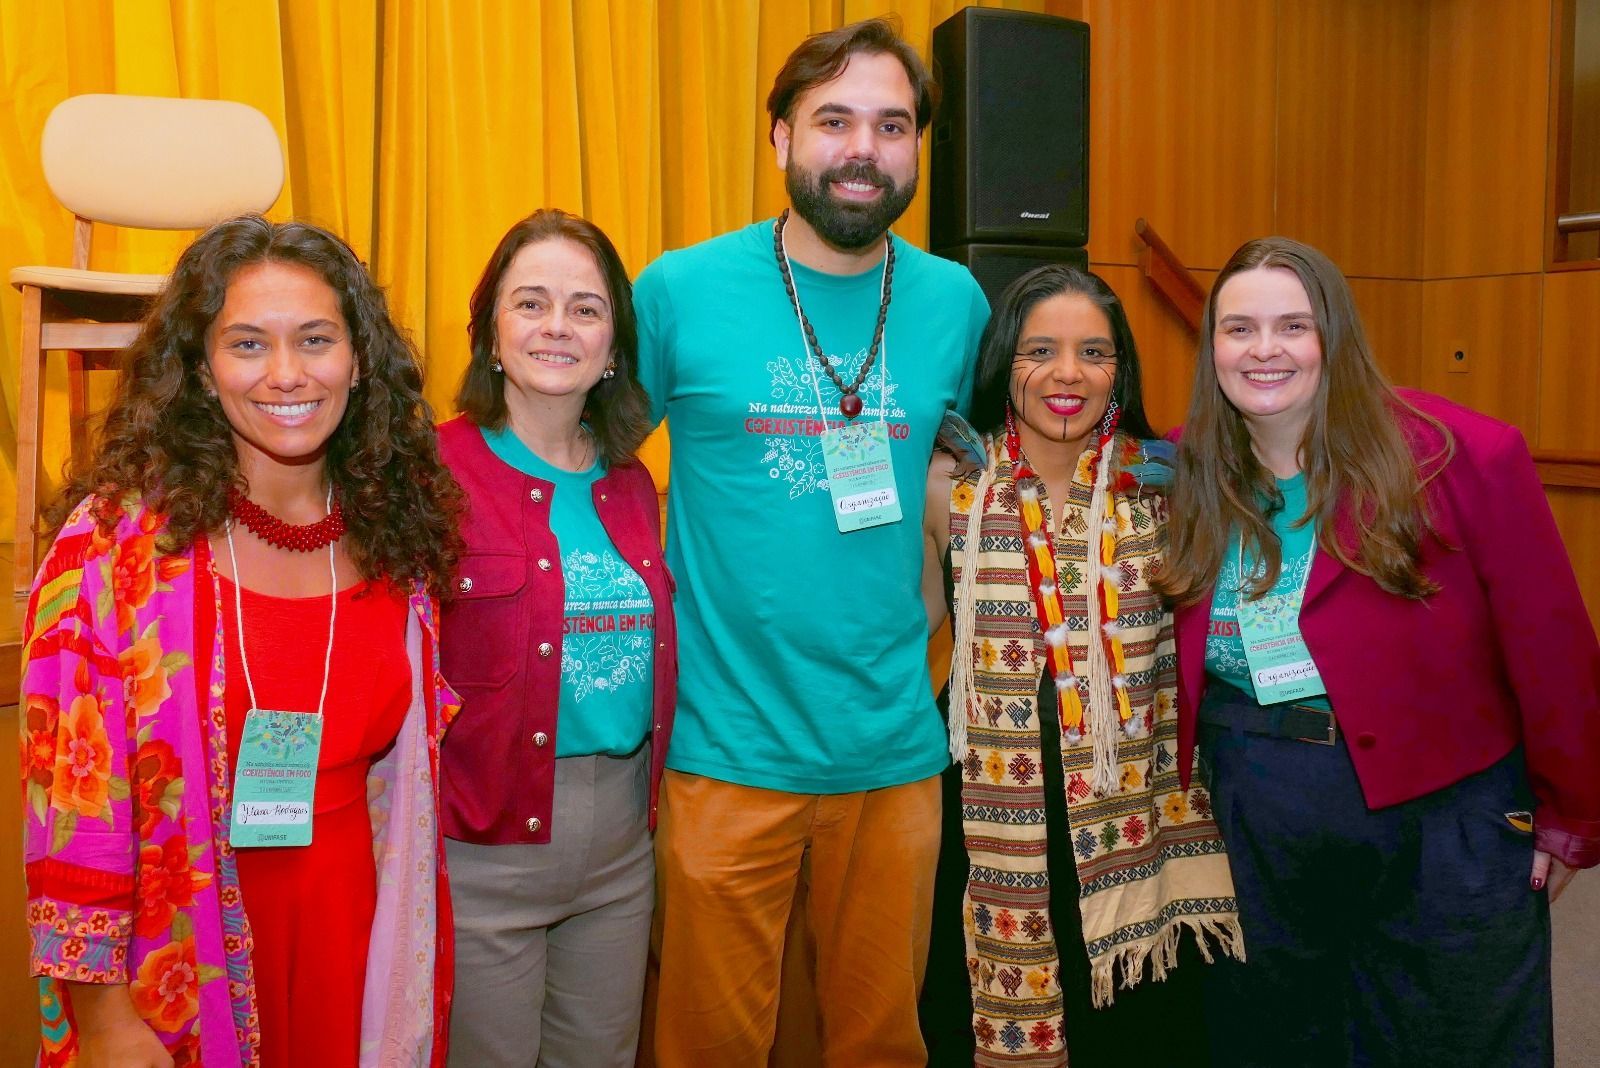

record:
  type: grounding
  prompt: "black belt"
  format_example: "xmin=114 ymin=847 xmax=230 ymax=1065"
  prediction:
xmin=1198 ymin=682 xmax=1339 ymax=746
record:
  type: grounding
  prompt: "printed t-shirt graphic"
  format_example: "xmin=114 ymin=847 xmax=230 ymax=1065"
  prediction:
xmin=482 ymin=425 xmax=656 ymax=756
xmin=750 ymin=345 xmax=909 ymax=499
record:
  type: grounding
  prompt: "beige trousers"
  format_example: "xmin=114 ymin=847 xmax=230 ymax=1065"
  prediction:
xmin=446 ymin=746 xmax=653 ymax=1068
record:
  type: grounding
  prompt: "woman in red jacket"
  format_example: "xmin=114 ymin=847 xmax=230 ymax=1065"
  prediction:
xmin=436 ymin=209 xmax=677 ymax=1067
xmin=1160 ymin=236 xmax=1599 ymax=1068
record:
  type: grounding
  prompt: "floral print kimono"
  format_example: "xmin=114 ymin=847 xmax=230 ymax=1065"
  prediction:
xmin=20 ymin=495 xmax=458 ymax=1067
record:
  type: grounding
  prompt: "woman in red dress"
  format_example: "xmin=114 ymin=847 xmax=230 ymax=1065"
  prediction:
xmin=21 ymin=215 xmax=462 ymax=1068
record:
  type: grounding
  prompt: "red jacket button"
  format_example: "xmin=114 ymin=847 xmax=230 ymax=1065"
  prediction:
xmin=1356 ymin=732 xmax=1377 ymax=749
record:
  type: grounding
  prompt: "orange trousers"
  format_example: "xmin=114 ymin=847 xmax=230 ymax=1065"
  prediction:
xmin=652 ymin=769 xmax=942 ymax=1067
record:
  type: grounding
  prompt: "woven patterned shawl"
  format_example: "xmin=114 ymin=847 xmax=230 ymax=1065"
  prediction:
xmin=949 ymin=434 xmax=1243 ymax=1065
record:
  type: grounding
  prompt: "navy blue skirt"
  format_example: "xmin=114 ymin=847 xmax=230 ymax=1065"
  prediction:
xmin=1197 ymin=680 xmax=1553 ymax=1068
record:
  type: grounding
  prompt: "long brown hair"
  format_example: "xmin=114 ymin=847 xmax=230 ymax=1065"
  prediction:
xmin=456 ymin=208 xmax=650 ymax=466
xmin=1157 ymin=236 xmax=1453 ymax=605
xmin=46 ymin=215 xmax=464 ymax=596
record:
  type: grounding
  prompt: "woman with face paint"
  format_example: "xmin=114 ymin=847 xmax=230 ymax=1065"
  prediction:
xmin=918 ymin=265 xmax=1242 ymax=1066
xmin=1159 ymin=237 xmax=1600 ymax=1068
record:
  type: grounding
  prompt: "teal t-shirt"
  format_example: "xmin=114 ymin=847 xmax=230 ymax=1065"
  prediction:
xmin=1205 ymin=472 xmax=1332 ymax=710
xmin=635 ymin=220 xmax=989 ymax=793
xmin=481 ymin=425 xmax=656 ymax=757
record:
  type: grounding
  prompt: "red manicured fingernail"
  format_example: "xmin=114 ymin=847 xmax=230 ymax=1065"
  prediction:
xmin=1531 ymin=878 xmax=1545 ymax=891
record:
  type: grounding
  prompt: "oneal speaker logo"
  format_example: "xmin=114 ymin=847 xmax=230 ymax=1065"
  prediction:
xmin=1019 ymin=211 xmax=1051 ymax=220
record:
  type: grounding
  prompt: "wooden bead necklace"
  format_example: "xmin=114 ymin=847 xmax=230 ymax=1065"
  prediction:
xmin=772 ymin=208 xmax=894 ymax=419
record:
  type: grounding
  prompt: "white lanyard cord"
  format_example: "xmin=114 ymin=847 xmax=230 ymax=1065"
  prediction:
xmin=778 ymin=223 xmax=891 ymax=427
xmin=224 ymin=485 xmax=338 ymax=717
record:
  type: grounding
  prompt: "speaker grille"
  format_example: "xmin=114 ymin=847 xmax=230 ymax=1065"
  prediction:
xmin=972 ymin=20 xmax=1086 ymax=243
xmin=934 ymin=244 xmax=1090 ymax=309
xmin=931 ymin=10 xmax=1089 ymax=248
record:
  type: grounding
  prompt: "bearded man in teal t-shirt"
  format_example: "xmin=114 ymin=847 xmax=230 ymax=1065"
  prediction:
xmin=635 ymin=17 xmax=988 ymax=1068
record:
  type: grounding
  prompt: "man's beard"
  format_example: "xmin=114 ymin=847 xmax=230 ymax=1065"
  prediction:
xmin=786 ymin=160 xmax=917 ymax=252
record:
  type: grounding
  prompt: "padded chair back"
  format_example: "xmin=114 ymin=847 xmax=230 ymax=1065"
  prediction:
xmin=41 ymin=94 xmax=284 ymax=229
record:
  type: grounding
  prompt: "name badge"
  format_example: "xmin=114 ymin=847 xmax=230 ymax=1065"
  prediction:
xmin=1235 ymin=556 xmax=1327 ymax=705
xmin=821 ymin=421 xmax=902 ymax=532
xmin=230 ymin=708 xmax=323 ymax=848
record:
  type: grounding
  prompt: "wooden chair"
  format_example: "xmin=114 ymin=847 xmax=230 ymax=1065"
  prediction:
xmin=10 ymin=94 xmax=284 ymax=594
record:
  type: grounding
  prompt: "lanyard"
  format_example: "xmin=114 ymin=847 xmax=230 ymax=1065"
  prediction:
xmin=1236 ymin=531 xmax=1316 ymax=607
xmin=778 ymin=225 xmax=892 ymax=428
xmin=224 ymin=486 xmax=339 ymax=717
xmin=1234 ymin=527 xmax=1327 ymax=704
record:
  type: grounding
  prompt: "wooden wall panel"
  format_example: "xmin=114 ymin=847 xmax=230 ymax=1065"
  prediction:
xmin=1547 ymin=488 xmax=1600 ymax=634
xmin=1348 ymin=278 xmax=1424 ymax=389
xmin=1418 ymin=274 xmax=1543 ymax=434
xmin=1091 ymin=263 xmax=1215 ymax=432
xmin=1536 ymin=269 xmax=1600 ymax=452
xmin=1275 ymin=1 xmax=1429 ymax=279
xmin=1082 ymin=0 xmax=1277 ymax=271
xmin=1422 ymin=0 xmax=1552 ymax=278
xmin=1563 ymin=0 xmax=1600 ymax=260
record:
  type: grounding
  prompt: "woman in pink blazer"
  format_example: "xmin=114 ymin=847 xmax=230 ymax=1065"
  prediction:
xmin=1159 ymin=236 xmax=1599 ymax=1068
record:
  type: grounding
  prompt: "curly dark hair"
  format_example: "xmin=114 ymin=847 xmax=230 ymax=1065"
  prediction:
xmin=46 ymin=214 xmax=464 ymax=596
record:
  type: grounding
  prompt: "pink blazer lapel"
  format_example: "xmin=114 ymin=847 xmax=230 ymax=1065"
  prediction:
xmin=1304 ymin=503 xmax=1359 ymax=609
xmin=1303 ymin=546 xmax=1342 ymax=609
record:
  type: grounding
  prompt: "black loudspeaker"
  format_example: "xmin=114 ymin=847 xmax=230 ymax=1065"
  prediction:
xmin=934 ymin=243 xmax=1089 ymax=309
xmin=930 ymin=8 xmax=1089 ymax=248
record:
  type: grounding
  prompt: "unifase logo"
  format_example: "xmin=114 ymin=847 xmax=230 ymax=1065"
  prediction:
xmin=1019 ymin=211 xmax=1051 ymax=220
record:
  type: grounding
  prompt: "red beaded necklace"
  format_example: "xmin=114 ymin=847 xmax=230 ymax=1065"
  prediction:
xmin=227 ymin=486 xmax=346 ymax=552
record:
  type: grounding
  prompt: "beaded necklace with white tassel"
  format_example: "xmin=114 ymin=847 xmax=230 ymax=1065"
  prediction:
xmin=1003 ymin=404 xmax=1136 ymax=747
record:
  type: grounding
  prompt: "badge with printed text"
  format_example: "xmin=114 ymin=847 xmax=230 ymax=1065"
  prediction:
xmin=821 ymin=421 xmax=902 ymax=532
xmin=229 ymin=708 xmax=322 ymax=848
xmin=1236 ymin=554 xmax=1328 ymax=705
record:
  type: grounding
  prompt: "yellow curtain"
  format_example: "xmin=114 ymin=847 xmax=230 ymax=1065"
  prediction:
xmin=0 ymin=0 xmax=1072 ymax=543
